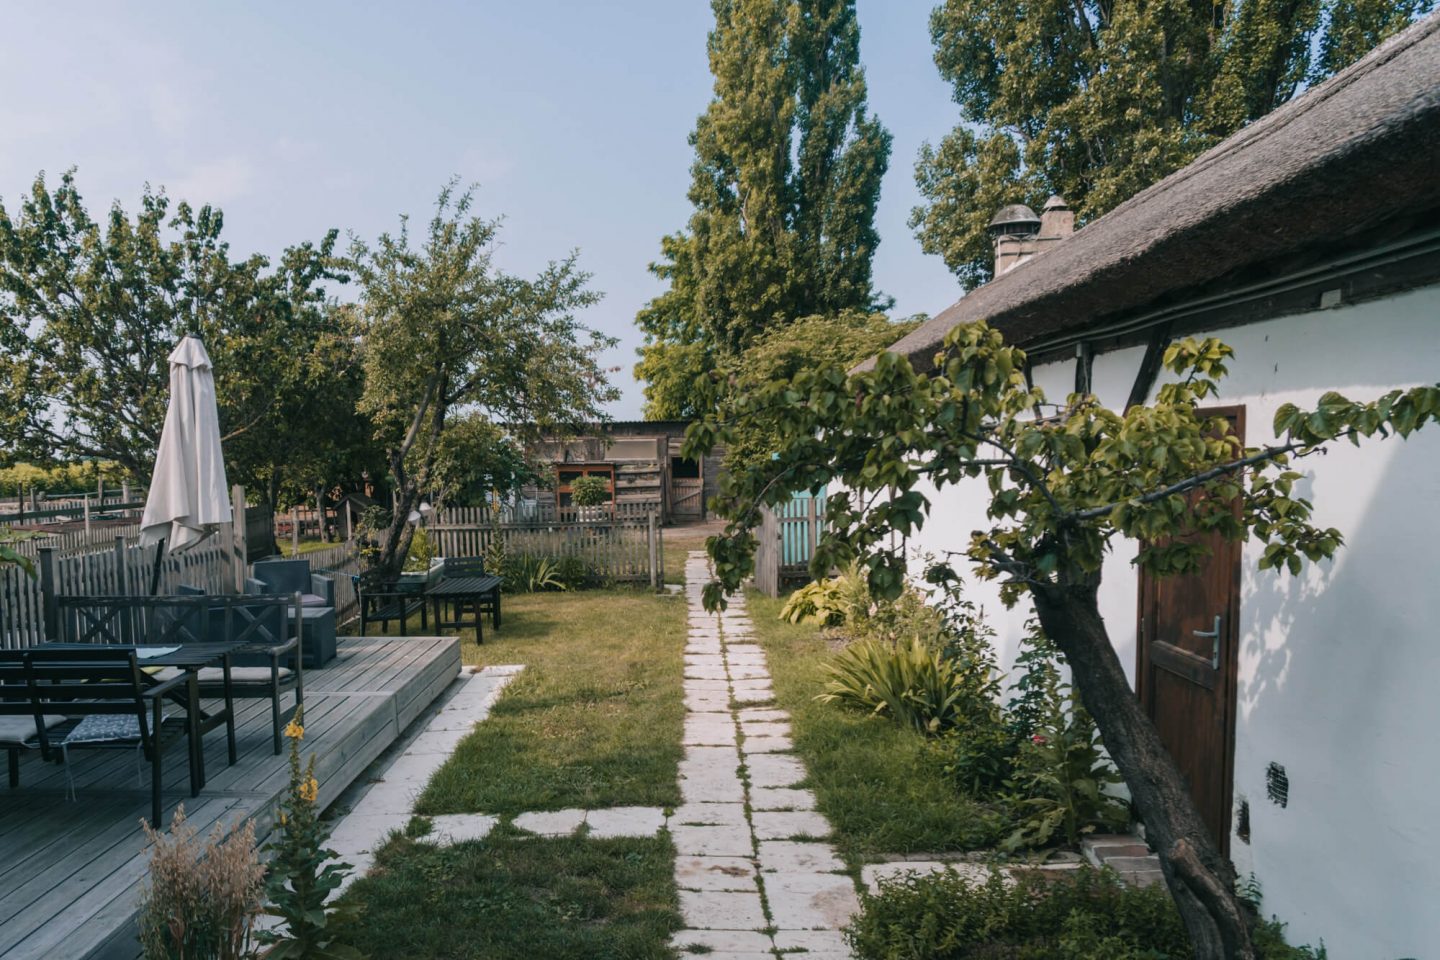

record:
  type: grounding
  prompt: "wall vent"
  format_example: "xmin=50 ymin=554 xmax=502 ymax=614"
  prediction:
xmin=1265 ymin=763 xmax=1289 ymax=808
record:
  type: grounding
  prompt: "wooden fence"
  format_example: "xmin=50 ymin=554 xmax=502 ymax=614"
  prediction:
xmin=1 ymin=538 xmax=232 ymax=649
xmin=302 ymin=541 xmax=363 ymax=620
xmin=430 ymin=515 xmax=662 ymax=586
xmin=753 ymin=492 xmax=827 ymax=598
xmin=438 ymin=501 xmax=662 ymax=526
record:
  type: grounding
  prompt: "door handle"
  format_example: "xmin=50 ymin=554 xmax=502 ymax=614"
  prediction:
xmin=1193 ymin=615 xmax=1223 ymax=669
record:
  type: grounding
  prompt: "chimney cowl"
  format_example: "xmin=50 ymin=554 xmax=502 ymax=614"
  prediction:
xmin=987 ymin=204 xmax=1041 ymax=238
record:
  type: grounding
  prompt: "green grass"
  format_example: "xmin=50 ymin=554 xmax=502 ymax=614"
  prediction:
xmin=276 ymin=537 xmax=338 ymax=557
xmin=662 ymin=526 xmax=715 ymax=584
xmin=412 ymin=587 xmax=688 ymax=815
xmin=746 ymin=589 xmax=1004 ymax=864
xmin=342 ymin=826 xmax=680 ymax=960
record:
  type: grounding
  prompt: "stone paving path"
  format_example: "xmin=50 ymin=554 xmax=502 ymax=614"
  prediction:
xmin=672 ymin=552 xmax=858 ymax=960
xmin=327 ymin=664 xmax=522 ymax=891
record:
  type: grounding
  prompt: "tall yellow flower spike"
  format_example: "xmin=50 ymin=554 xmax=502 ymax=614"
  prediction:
xmin=299 ymin=775 xmax=319 ymax=804
xmin=284 ymin=718 xmax=304 ymax=741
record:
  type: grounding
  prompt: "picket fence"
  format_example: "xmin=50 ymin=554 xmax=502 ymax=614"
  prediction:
xmin=429 ymin=515 xmax=662 ymax=585
xmin=0 ymin=538 xmax=232 ymax=649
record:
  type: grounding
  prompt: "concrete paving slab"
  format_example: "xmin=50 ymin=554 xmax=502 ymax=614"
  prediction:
xmin=678 ymin=888 xmax=768 ymax=930
xmin=671 ymin=824 xmax=755 ymax=857
xmin=764 ymin=872 xmax=860 ymax=929
xmin=675 ymin=855 xmax=760 ymax=891
xmin=584 ymin=805 xmax=666 ymax=838
xmin=752 ymin=810 xmax=833 ymax=840
xmin=757 ymin=841 xmax=846 ymax=874
xmin=511 ymin=808 xmax=586 ymax=837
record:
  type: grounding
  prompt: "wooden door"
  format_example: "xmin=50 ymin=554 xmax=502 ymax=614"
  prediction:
xmin=1136 ymin=406 xmax=1243 ymax=855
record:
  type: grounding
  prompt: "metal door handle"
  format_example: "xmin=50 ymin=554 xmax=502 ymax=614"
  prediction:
xmin=1193 ymin=615 xmax=1222 ymax=668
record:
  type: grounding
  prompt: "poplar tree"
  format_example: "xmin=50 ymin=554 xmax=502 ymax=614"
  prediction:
xmin=636 ymin=0 xmax=892 ymax=419
xmin=912 ymin=0 xmax=1434 ymax=288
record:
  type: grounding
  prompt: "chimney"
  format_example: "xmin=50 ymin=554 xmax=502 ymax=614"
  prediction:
xmin=986 ymin=196 xmax=1072 ymax=276
xmin=987 ymin=204 xmax=1041 ymax=276
xmin=1038 ymin=195 xmax=1073 ymax=240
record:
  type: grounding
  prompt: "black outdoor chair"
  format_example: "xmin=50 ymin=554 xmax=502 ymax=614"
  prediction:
xmin=356 ymin=575 xmax=428 ymax=637
xmin=63 ymin=592 xmax=304 ymax=756
xmin=0 ymin=651 xmax=66 ymax=788
xmin=23 ymin=647 xmax=197 ymax=826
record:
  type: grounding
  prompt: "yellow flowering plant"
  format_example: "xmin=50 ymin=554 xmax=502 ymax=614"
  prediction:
xmin=255 ymin=709 xmax=364 ymax=959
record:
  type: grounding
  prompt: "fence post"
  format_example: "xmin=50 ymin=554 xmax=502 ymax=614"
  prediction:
xmin=648 ymin=512 xmax=659 ymax=591
xmin=291 ymin=506 xmax=300 ymax=555
xmin=114 ymin=536 xmax=129 ymax=595
xmin=230 ymin=484 xmax=248 ymax=594
xmin=755 ymin=507 xmax=779 ymax=598
xmin=344 ymin=501 xmax=354 ymax=542
xmin=38 ymin=547 xmax=58 ymax=642
xmin=83 ymin=497 xmax=91 ymax=535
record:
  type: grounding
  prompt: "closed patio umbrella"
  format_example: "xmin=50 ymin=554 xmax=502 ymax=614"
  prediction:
xmin=139 ymin=336 xmax=231 ymax=592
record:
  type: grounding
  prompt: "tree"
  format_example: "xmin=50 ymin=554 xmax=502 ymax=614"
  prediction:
xmin=428 ymin=413 xmax=538 ymax=510
xmin=636 ymin=0 xmax=892 ymax=418
xmin=349 ymin=183 xmax=617 ymax=576
xmin=721 ymin=310 xmax=924 ymax=473
xmin=912 ymin=0 xmax=1433 ymax=287
xmin=684 ymin=321 xmax=1440 ymax=957
xmin=0 ymin=170 xmax=349 ymax=485
xmin=223 ymin=303 xmax=384 ymax=516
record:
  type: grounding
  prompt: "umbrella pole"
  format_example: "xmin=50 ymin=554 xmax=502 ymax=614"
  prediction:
xmin=149 ymin=537 xmax=166 ymax=596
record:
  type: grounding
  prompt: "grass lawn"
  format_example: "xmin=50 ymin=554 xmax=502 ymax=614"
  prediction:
xmin=746 ymin=589 xmax=1003 ymax=865
xmin=413 ymin=586 xmax=688 ymax=815
xmin=343 ymin=826 xmax=679 ymax=960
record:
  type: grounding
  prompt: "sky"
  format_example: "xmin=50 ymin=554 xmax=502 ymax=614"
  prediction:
xmin=0 ymin=1 xmax=963 ymax=419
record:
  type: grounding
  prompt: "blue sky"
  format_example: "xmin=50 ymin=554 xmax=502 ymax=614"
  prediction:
xmin=0 ymin=1 xmax=962 ymax=418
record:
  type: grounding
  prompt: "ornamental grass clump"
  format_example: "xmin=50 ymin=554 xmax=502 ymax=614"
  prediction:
xmin=138 ymin=806 xmax=265 ymax=960
xmin=255 ymin=709 xmax=363 ymax=959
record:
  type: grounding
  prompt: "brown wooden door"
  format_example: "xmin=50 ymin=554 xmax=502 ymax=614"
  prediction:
xmin=1136 ymin=406 xmax=1243 ymax=855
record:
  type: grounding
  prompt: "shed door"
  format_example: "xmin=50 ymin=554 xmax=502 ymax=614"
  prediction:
xmin=1136 ymin=406 xmax=1243 ymax=855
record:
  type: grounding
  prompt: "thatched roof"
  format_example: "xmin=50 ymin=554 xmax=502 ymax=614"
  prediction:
xmin=875 ymin=12 xmax=1440 ymax=371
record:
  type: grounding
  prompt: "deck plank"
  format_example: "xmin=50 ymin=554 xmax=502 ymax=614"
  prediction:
xmin=0 ymin=635 xmax=460 ymax=960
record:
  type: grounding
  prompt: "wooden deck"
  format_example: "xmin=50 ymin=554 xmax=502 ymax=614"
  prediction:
xmin=0 ymin=635 xmax=460 ymax=960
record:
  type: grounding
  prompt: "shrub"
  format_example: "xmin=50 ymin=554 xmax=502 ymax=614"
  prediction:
xmin=552 ymin=554 xmax=594 ymax=589
xmin=402 ymin=526 xmax=435 ymax=573
xmin=569 ymin=475 xmax=611 ymax=507
xmin=817 ymin=635 xmax=997 ymax=736
xmin=999 ymin=628 xmax=1129 ymax=851
xmin=138 ymin=806 xmax=264 ymax=960
xmin=499 ymin=554 xmax=568 ymax=593
xmin=846 ymin=866 xmax=1323 ymax=960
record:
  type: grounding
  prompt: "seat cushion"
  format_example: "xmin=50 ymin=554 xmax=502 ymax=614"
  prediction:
xmin=0 ymin=715 xmax=67 ymax=745
xmin=300 ymin=593 xmax=328 ymax=607
xmin=197 ymin=666 xmax=293 ymax=683
xmin=65 ymin=714 xmax=142 ymax=745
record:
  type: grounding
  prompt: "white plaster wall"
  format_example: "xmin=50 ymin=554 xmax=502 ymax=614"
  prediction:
xmin=906 ymin=286 xmax=1440 ymax=956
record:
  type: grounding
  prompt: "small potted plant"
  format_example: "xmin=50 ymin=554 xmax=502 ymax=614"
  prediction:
xmin=398 ymin=526 xmax=443 ymax=588
xmin=569 ymin=475 xmax=611 ymax=522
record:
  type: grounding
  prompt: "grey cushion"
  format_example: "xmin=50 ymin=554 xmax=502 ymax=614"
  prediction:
xmin=65 ymin=714 xmax=142 ymax=744
xmin=0 ymin=715 xmax=66 ymax=745
xmin=196 ymin=666 xmax=293 ymax=683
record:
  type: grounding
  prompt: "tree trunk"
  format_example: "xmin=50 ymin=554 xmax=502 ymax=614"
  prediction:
xmin=1030 ymin=577 xmax=1255 ymax=960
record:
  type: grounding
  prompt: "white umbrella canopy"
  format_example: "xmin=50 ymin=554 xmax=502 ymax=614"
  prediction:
xmin=139 ymin=335 xmax=232 ymax=556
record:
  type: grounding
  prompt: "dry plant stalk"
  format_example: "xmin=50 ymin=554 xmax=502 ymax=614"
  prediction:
xmin=139 ymin=805 xmax=265 ymax=960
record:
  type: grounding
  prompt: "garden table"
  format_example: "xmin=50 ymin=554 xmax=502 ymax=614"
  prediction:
xmin=427 ymin=575 xmax=503 ymax=641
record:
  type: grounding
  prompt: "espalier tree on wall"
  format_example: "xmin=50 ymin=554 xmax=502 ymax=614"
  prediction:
xmin=683 ymin=321 xmax=1440 ymax=958
xmin=912 ymin=0 xmax=1434 ymax=288
xmin=636 ymin=0 xmax=892 ymax=420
